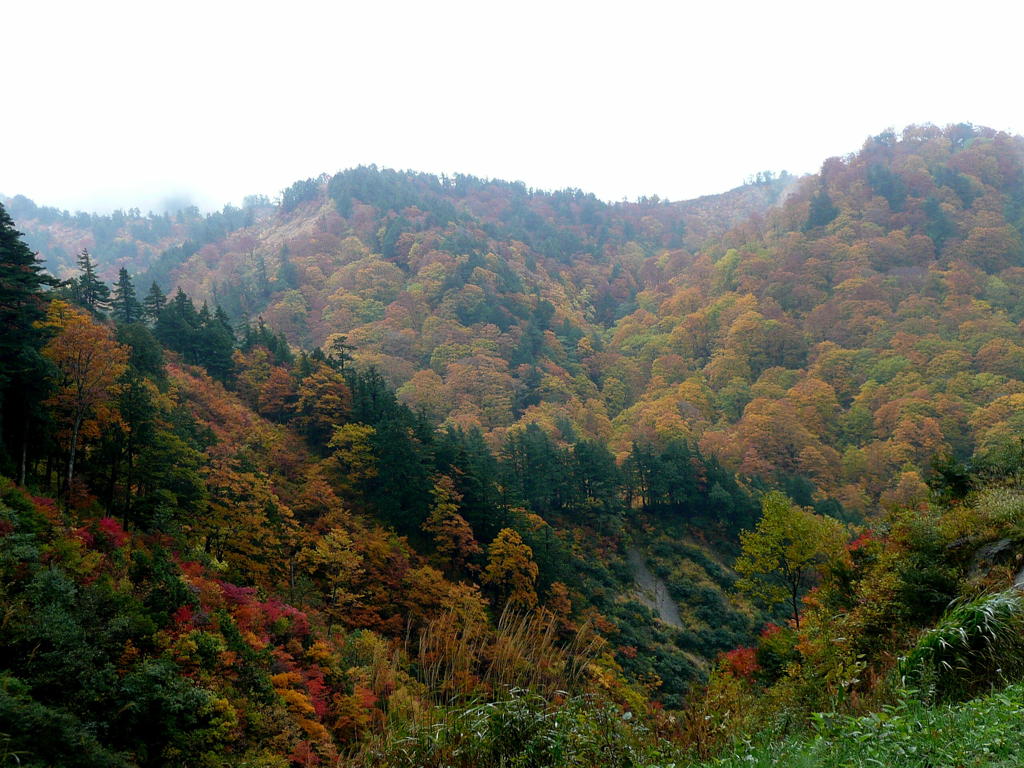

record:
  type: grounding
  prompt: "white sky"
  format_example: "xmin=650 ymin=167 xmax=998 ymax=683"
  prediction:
xmin=4 ymin=0 xmax=1023 ymax=213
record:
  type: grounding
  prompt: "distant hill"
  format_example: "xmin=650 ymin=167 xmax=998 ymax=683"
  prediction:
xmin=12 ymin=123 xmax=1024 ymax=514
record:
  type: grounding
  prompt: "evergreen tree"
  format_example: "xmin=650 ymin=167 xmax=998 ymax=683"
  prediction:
xmin=72 ymin=249 xmax=110 ymax=314
xmin=111 ymin=267 xmax=142 ymax=325
xmin=276 ymin=246 xmax=300 ymax=289
xmin=199 ymin=304 xmax=236 ymax=382
xmin=154 ymin=288 xmax=201 ymax=363
xmin=500 ymin=423 xmax=564 ymax=516
xmin=142 ymin=281 xmax=166 ymax=322
xmin=804 ymin=185 xmax=839 ymax=230
xmin=0 ymin=203 xmax=55 ymax=479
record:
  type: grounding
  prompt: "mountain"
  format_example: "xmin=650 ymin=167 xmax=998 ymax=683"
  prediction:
xmin=21 ymin=123 xmax=1023 ymax=513
xmin=4 ymin=122 xmax=1024 ymax=766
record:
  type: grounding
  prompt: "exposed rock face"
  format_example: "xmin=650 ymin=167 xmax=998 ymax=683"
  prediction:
xmin=626 ymin=547 xmax=683 ymax=629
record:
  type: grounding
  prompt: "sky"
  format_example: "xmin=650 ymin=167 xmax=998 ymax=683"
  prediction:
xmin=5 ymin=0 xmax=1023 ymax=213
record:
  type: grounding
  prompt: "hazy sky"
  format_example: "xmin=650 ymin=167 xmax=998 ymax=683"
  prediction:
xmin=5 ymin=0 xmax=1022 ymax=213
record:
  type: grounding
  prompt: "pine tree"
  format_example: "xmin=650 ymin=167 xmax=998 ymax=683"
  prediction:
xmin=72 ymin=249 xmax=110 ymax=314
xmin=804 ymin=185 xmax=839 ymax=230
xmin=154 ymin=288 xmax=201 ymax=362
xmin=0 ymin=202 xmax=55 ymax=479
xmin=142 ymin=281 xmax=166 ymax=322
xmin=111 ymin=267 xmax=142 ymax=325
xmin=198 ymin=304 xmax=236 ymax=382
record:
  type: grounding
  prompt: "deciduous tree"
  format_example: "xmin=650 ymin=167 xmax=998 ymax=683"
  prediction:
xmin=735 ymin=491 xmax=846 ymax=628
xmin=43 ymin=301 xmax=129 ymax=497
xmin=483 ymin=528 xmax=539 ymax=609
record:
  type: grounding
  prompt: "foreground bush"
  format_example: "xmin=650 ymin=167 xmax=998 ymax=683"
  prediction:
xmin=356 ymin=688 xmax=674 ymax=768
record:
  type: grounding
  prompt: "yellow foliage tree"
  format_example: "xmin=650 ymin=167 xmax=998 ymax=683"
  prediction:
xmin=43 ymin=300 xmax=129 ymax=496
xmin=483 ymin=528 xmax=539 ymax=610
xmin=422 ymin=475 xmax=482 ymax=576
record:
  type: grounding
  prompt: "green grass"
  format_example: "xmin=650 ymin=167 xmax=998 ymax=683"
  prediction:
xmin=353 ymin=681 xmax=1024 ymax=767
xmin=703 ymin=682 xmax=1024 ymax=768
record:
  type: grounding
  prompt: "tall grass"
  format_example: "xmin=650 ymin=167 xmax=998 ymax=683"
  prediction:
xmin=352 ymin=689 xmax=670 ymax=768
xmin=900 ymin=588 xmax=1024 ymax=700
xmin=346 ymin=607 xmax=615 ymax=767
xmin=415 ymin=605 xmax=604 ymax=703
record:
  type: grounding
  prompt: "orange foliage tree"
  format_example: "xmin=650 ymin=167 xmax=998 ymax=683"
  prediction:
xmin=422 ymin=475 xmax=482 ymax=576
xmin=43 ymin=301 xmax=129 ymax=496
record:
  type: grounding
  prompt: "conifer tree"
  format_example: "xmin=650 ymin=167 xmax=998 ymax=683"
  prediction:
xmin=199 ymin=303 xmax=236 ymax=382
xmin=804 ymin=185 xmax=839 ymax=230
xmin=0 ymin=202 xmax=55 ymax=478
xmin=72 ymin=249 xmax=110 ymax=314
xmin=111 ymin=267 xmax=142 ymax=325
xmin=142 ymin=281 xmax=166 ymax=322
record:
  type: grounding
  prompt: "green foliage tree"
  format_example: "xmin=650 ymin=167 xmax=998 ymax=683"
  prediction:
xmin=154 ymin=291 xmax=235 ymax=382
xmin=804 ymin=185 xmax=839 ymax=230
xmin=110 ymin=267 xmax=142 ymax=325
xmin=142 ymin=281 xmax=166 ymax=322
xmin=0 ymin=202 xmax=55 ymax=479
xmin=735 ymin=491 xmax=846 ymax=628
xmin=71 ymin=249 xmax=110 ymax=314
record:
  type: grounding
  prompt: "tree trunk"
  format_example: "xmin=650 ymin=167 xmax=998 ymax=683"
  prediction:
xmin=790 ymin=573 xmax=802 ymax=629
xmin=19 ymin=429 xmax=27 ymax=487
xmin=66 ymin=412 xmax=83 ymax=504
xmin=124 ymin=438 xmax=134 ymax=524
xmin=106 ymin=454 xmax=119 ymax=515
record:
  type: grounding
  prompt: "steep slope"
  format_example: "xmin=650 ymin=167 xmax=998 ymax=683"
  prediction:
xmin=98 ymin=125 xmax=1024 ymax=517
xmin=6 ymin=124 xmax=1024 ymax=765
xmin=609 ymin=124 xmax=1024 ymax=510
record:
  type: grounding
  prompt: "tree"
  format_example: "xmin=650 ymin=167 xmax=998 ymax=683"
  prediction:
xmin=154 ymin=288 xmax=201 ymax=360
xmin=325 ymin=423 xmax=377 ymax=498
xmin=298 ymin=526 xmax=364 ymax=628
xmin=142 ymin=281 xmax=166 ymax=322
xmin=43 ymin=301 xmax=129 ymax=498
xmin=197 ymin=303 xmax=236 ymax=382
xmin=422 ymin=475 xmax=482 ymax=576
xmin=72 ymin=249 xmax=110 ymax=314
xmin=804 ymin=185 xmax=839 ymax=230
xmin=0 ymin=202 xmax=55 ymax=480
xmin=483 ymin=528 xmax=539 ymax=609
xmin=293 ymin=363 xmax=352 ymax=450
xmin=111 ymin=267 xmax=142 ymax=325
xmin=734 ymin=491 xmax=846 ymax=628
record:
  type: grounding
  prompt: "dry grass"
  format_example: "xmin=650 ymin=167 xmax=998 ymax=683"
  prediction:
xmin=414 ymin=604 xmax=604 ymax=704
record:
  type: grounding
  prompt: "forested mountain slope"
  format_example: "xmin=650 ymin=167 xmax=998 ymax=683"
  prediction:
xmin=5 ymin=122 xmax=1024 ymax=766
xmin=1 ymin=194 xmax=272 ymax=281
xmin=19 ymin=124 xmax=1023 ymax=514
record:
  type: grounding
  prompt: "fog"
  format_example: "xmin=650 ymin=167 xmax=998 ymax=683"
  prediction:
xmin=5 ymin=0 xmax=1022 ymax=214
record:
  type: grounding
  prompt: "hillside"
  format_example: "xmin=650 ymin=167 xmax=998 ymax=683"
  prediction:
xmin=4 ymin=122 xmax=1024 ymax=765
xmin=19 ymin=124 xmax=1022 ymax=515
xmin=0 ymin=194 xmax=272 ymax=281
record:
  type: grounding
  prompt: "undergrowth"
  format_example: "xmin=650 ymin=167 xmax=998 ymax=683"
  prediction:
xmin=346 ymin=680 xmax=1024 ymax=767
xmin=712 ymin=681 xmax=1024 ymax=768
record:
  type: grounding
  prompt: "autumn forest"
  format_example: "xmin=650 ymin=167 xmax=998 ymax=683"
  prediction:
xmin=4 ymin=123 xmax=1024 ymax=766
